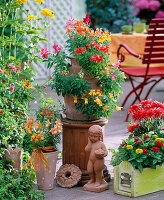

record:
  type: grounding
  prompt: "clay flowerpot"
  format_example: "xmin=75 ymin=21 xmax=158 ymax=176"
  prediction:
xmin=35 ymin=151 xmax=58 ymax=190
xmin=4 ymin=147 xmax=23 ymax=170
xmin=64 ymin=56 xmax=101 ymax=121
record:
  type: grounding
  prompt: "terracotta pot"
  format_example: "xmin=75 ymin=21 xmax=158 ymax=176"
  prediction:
xmin=4 ymin=147 xmax=22 ymax=170
xmin=64 ymin=56 xmax=101 ymax=121
xmin=35 ymin=151 xmax=58 ymax=190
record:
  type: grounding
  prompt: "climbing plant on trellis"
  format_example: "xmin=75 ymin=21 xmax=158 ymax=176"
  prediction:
xmin=24 ymin=0 xmax=72 ymax=79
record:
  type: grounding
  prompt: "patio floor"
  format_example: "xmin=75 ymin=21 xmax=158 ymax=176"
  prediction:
xmin=31 ymin=79 xmax=164 ymax=200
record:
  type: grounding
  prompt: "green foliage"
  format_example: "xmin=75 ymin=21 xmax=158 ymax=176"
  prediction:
xmin=108 ymin=147 xmax=122 ymax=166
xmin=117 ymin=130 xmax=164 ymax=171
xmin=110 ymin=100 xmax=164 ymax=171
xmin=0 ymin=158 xmax=44 ymax=200
xmin=86 ymin=0 xmax=140 ymax=33
xmin=0 ymin=0 xmax=47 ymax=67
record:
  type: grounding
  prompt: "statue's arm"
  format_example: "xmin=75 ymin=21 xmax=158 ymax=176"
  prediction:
xmin=85 ymin=137 xmax=92 ymax=152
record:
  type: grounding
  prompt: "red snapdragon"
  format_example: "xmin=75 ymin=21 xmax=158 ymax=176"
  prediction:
xmin=41 ymin=48 xmax=49 ymax=58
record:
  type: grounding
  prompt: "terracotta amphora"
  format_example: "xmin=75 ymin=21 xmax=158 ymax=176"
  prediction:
xmin=64 ymin=56 xmax=101 ymax=121
xmin=35 ymin=151 xmax=58 ymax=190
xmin=4 ymin=147 xmax=22 ymax=170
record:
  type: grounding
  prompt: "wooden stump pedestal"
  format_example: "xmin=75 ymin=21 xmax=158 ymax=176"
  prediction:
xmin=62 ymin=118 xmax=111 ymax=185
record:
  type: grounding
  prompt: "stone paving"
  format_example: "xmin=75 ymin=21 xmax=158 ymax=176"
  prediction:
xmin=31 ymin=79 xmax=164 ymax=200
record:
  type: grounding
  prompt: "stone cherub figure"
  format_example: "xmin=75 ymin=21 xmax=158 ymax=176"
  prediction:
xmin=83 ymin=125 xmax=109 ymax=192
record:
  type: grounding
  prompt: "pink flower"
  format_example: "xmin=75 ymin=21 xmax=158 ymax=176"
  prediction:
xmin=149 ymin=0 xmax=160 ymax=11
xmin=0 ymin=69 xmax=3 ymax=73
xmin=136 ymin=0 xmax=149 ymax=9
xmin=68 ymin=18 xmax=77 ymax=26
xmin=111 ymin=73 xmax=115 ymax=81
xmin=9 ymin=85 xmax=15 ymax=92
xmin=155 ymin=10 xmax=164 ymax=18
xmin=41 ymin=48 xmax=49 ymax=58
xmin=53 ymin=43 xmax=62 ymax=54
xmin=112 ymin=60 xmax=121 ymax=68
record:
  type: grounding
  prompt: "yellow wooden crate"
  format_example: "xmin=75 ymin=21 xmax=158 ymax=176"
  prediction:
xmin=114 ymin=161 xmax=164 ymax=197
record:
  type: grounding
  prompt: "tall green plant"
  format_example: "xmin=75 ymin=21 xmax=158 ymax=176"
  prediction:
xmin=0 ymin=0 xmax=53 ymax=149
xmin=86 ymin=0 xmax=140 ymax=33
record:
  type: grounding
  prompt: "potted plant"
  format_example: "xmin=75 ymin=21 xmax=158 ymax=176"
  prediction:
xmin=42 ymin=14 xmax=125 ymax=121
xmin=41 ymin=14 xmax=125 ymax=183
xmin=111 ymin=99 xmax=164 ymax=197
xmin=24 ymin=96 xmax=62 ymax=190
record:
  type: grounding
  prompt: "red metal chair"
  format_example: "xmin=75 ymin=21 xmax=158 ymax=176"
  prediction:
xmin=117 ymin=18 xmax=164 ymax=121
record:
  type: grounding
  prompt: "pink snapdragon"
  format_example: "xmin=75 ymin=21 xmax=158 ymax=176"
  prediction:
xmin=9 ymin=85 xmax=15 ymax=92
xmin=53 ymin=43 xmax=62 ymax=54
xmin=112 ymin=60 xmax=121 ymax=68
xmin=111 ymin=73 xmax=115 ymax=81
xmin=68 ymin=18 xmax=77 ymax=26
xmin=8 ymin=64 xmax=17 ymax=73
xmin=41 ymin=48 xmax=49 ymax=58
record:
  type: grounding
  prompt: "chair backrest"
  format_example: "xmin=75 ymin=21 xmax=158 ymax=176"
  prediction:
xmin=143 ymin=18 xmax=164 ymax=65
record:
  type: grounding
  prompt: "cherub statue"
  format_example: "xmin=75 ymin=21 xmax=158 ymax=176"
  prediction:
xmin=83 ymin=125 xmax=109 ymax=192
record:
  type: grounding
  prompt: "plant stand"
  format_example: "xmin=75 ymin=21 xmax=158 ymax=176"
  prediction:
xmin=114 ymin=161 xmax=164 ymax=197
xmin=62 ymin=117 xmax=110 ymax=185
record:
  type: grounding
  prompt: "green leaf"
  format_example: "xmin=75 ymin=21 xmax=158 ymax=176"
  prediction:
xmin=27 ymin=30 xmax=40 ymax=34
xmin=39 ymin=37 xmax=49 ymax=42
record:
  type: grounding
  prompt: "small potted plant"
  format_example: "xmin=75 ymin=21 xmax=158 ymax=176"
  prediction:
xmin=42 ymin=14 xmax=125 ymax=121
xmin=24 ymin=96 xmax=62 ymax=190
xmin=112 ymin=99 xmax=164 ymax=197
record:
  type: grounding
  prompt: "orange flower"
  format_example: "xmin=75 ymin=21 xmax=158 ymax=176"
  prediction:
xmin=96 ymin=90 xmax=102 ymax=96
xmin=35 ymin=122 xmax=41 ymax=130
xmin=89 ymin=89 xmax=96 ymax=96
xmin=103 ymin=105 xmax=108 ymax=110
xmin=81 ymin=93 xmax=85 ymax=99
xmin=49 ymin=112 xmax=52 ymax=117
xmin=95 ymin=28 xmax=102 ymax=36
xmin=84 ymin=98 xmax=88 ymax=104
xmin=89 ymin=30 xmax=94 ymax=37
xmin=67 ymin=27 xmax=72 ymax=34
xmin=45 ymin=121 xmax=51 ymax=127
xmin=41 ymin=109 xmax=45 ymax=115
xmin=15 ymin=115 xmax=19 ymax=118
xmin=74 ymin=96 xmax=77 ymax=103
xmin=105 ymin=67 xmax=110 ymax=75
xmin=76 ymin=20 xmax=83 ymax=26
xmin=27 ymin=118 xmax=34 ymax=125
xmin=19 ymin=111 xmax=24 ymax=114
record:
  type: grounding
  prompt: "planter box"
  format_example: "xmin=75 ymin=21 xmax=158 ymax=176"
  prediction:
xmin=114 ymin=161 xmax=164 ymax=197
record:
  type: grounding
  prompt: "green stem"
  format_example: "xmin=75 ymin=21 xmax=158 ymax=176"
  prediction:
xmin=14 ymin=8 xmax=18 ymax=59
xmin=9 ymin=9 xmax=14 ymax=60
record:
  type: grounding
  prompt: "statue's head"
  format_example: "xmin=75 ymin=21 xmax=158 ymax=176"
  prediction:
xmin=88 ymin=125 xmax=103 ymax=143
